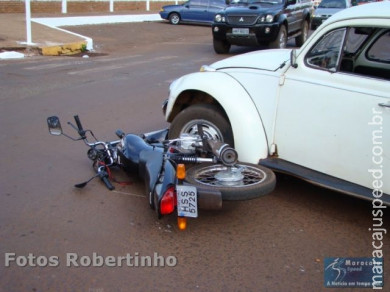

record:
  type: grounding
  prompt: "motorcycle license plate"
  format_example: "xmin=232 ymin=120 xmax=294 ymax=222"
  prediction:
xmin=177 ymin=185 xmax=198 ymax=218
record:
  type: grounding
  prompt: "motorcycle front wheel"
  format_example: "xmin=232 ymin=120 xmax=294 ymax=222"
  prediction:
xmin=185 ymin=162 xmax=276 ymax=201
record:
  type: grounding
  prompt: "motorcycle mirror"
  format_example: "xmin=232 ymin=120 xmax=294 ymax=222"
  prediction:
xmin=74 ymin=182 xmax=88 ymax=189
xmin=47 ymin=116 xmax=63 ymax=136
xmin=74 ymin=173 xmax=99 ymax=188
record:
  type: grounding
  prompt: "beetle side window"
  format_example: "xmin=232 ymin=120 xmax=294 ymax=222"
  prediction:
xmin=367 ymin=30 xmax=390 ymax=64
xmin=341 ymin=28 xmax=390 ymax=80
xmin=343 ymin=27 xmax=372 ymax=55
xmin=305 ymin=27 xmax=390 ymax=80
xmin=305 ymin=28 xmax=346 ymax=71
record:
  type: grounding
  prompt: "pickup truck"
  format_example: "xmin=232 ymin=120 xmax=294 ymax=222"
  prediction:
xmin=212 ymin=0 xmax=314 ymax=53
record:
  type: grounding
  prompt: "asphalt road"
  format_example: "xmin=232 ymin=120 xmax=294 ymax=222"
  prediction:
xmin=0 ymin=22 xmax=388 ymax=292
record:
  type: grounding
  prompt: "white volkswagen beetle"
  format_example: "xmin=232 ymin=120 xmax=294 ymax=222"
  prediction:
xmin=163 ymin=2 xmax=390 ymax=203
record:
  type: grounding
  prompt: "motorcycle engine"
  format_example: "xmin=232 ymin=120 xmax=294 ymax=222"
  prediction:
xmin=176 ymin=134 xmax=201 ymax=154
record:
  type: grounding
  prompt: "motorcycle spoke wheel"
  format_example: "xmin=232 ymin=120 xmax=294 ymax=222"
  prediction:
xmin=186 ymin=162 xmax=276 ymax=201
xmin=195 ymin=165 xmax=264 ymax=186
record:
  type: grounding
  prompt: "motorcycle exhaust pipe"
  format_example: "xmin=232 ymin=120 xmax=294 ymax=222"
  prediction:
xmin=207 ymin=140 xmax=238 ymax=166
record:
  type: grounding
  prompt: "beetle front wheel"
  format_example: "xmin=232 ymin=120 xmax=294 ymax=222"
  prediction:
xmin=168 ymin=104 xmax=234 ymax=147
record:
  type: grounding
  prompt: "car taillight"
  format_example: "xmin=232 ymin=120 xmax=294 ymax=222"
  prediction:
xmin=160 ymin=186 xmax=176 ymax=215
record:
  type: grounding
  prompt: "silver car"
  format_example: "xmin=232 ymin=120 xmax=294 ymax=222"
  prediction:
xmin=311 ymin=0 xmax=352 ymax=30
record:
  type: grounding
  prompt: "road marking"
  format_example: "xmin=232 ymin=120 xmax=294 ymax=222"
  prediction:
xmin=112 ymin=190 xmax=146 ymax=197
xmin=67 ymin=55 xmax=178 ymax=75
xmin=88 ymin=55 xmax=143 ymax=63
xmin=24 ymin=62 xmax=79 ymax=70
xmin=23 ymin=55 xmax=144 ymax=71
xmin=163 ymin=42 xmax=209 ymax=45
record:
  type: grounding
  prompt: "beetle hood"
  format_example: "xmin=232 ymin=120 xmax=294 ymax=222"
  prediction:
xmin=210 ymin=49 xmax=291 ymax=71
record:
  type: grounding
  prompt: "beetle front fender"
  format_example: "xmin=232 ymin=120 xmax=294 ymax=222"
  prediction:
xmin=165 ymin=72 xmax=269 ymax=164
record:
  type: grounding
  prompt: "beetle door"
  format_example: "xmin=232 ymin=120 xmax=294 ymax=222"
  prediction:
xmin=274 ymin=26 xmax=390 ymax=195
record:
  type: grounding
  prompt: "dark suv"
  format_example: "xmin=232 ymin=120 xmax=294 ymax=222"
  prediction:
xmin=212 ymin=0 xmax=313 ymax=53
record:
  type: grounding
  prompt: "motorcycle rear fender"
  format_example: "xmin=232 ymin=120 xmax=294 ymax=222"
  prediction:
xmin=152 ymin=160 xmax=223 ymax=213
xmin=195 ymin=186 xmax=222 ymax=210
xmin=165 ymin=72 xmax=269 ymax=164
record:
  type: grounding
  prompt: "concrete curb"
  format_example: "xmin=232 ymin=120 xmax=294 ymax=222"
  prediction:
xmin=39 ymin=41 xmax=88 ymax=56
xmin=31 ymin=14 xmax=160 ymax=56
xmin=32 ymin=14 xmax=161 ymax=26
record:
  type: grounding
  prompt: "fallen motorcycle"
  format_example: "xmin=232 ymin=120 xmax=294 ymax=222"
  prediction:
xmin=47 ymin=115 xmax=276 ymax=230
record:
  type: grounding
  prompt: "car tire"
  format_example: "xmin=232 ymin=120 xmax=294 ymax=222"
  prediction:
xmin=269 ymin=25 xmax=287 ymax=49
xmin=295 ymin=20 xmax=309 ymax=47
xmin=168 ymin=104 xmax=234 ymax=147
xmin=186 ymin=162 xmax=276 ymax=200
xmin=169 ymin=13 xmax=180 ymax=25
xmin=213 ymin=38 xmax=231 ymax=54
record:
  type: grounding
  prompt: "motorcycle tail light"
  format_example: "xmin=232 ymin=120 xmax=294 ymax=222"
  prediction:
xmin=160 ymin=186 xmax=176 ymax=215
xmin=177 ymin=217 xmax=187 ymax=231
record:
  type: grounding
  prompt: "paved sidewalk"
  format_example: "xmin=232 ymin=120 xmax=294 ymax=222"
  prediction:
xmin=0 ymin=12 xmax=160 ymax=56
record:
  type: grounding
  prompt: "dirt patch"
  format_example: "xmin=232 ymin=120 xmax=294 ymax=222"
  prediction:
xmin=63 ymin=21 xmax=211 ymax=55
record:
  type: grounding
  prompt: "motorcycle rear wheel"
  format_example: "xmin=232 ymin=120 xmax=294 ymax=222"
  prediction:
xmin=185 ymin=162 xmax=276 ymax=201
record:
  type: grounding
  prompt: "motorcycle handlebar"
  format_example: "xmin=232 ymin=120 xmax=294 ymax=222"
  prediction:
xmin=207 ymin=140 xmax=238 ymax=166
xmin=73 ymin=115 xmax=87 ymax=139
xmin=97 ymin=166 xmax=115 ymax=190
xmin=74 ymin=115 xmax=84 ymax=132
